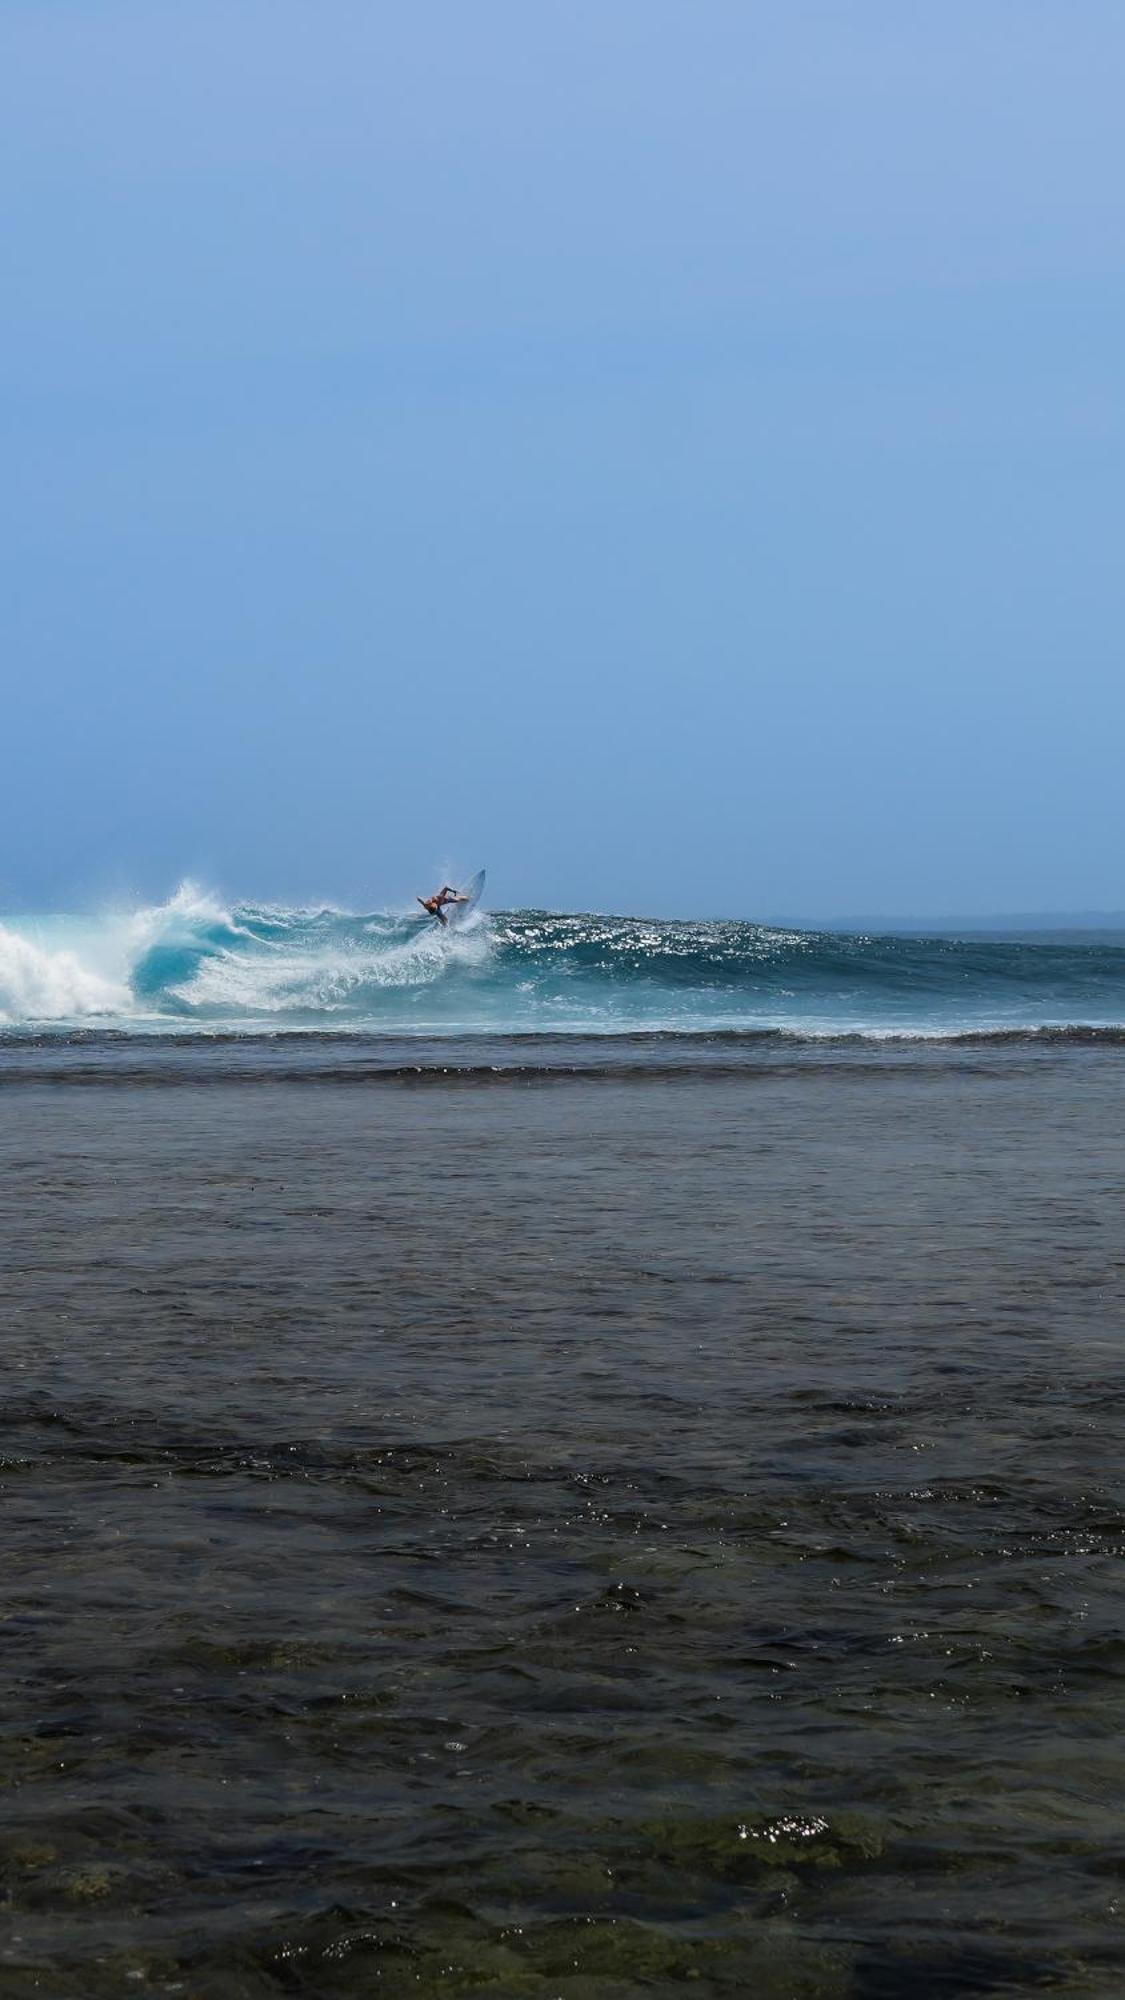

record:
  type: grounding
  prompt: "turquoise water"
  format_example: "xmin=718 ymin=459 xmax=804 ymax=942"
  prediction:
xmin=4 ymin=886 xmax=1125 ymax=1036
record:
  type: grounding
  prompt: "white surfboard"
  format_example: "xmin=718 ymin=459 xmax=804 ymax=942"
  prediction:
xmin=448 ymin=869 xmax=486 ymax=928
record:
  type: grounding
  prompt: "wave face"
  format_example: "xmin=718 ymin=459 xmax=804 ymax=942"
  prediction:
xmin=4 ymin=885 xmax=1125 ymax=1037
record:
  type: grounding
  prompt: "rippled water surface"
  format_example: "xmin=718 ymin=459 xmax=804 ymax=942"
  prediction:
xmin=3 ymin=1036 xmax=1125 ymax=1997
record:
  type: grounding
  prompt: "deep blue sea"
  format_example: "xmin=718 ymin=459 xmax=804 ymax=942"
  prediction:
xmin=4 ymin=883 xmax=1125 ymax=1039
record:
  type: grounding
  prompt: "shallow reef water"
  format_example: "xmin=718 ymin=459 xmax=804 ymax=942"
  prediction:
xmin=3 ymin=1038 xmax=1125 ymax=1996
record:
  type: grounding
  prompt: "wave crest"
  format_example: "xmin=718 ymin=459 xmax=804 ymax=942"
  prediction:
xmin=3 ymin=887 xmax=1125 ymax=1035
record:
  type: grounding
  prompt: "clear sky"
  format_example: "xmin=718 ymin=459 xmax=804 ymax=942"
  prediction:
xmin=4 ymin=2 xmax=1123 ymax=917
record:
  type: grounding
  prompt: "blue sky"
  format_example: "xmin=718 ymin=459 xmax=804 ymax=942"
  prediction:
xmin=4 ymin=2 xmax=1123 ymax=917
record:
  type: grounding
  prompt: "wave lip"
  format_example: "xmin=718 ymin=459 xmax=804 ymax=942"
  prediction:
xmin=3 ymin=888 xmax=1125 ymax=1037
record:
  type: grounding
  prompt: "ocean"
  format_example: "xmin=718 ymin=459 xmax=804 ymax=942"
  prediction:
xmin=3 ymin=892 xmax=1125 ymax=1997
xmin=4 ymin=883 xmax=1125 ymax=1039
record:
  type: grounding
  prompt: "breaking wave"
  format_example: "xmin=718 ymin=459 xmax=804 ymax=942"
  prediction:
xmin=3 ymin=883 xmax=1125 ymax=1038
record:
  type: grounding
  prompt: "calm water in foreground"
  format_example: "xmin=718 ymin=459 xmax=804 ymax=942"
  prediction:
xmin=3 ymin=1035 xmax=1125 ymax=1998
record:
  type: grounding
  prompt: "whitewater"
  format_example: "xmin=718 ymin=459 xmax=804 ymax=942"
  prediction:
xmin=4 ymin=882 xmax=1125 ymax=1040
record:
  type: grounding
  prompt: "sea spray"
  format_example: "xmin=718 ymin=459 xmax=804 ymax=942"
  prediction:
xmin=0 ymin=923 xmax=130 ymax=1025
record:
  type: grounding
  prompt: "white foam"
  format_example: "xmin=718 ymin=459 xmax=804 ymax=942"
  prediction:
xmin=123 ymin=879 xmax=240 ymax=956
xmin=0 ymin=923 xmax=130 ymax=1025
xmin=173 ymin=909 xmax=490 ymax=1015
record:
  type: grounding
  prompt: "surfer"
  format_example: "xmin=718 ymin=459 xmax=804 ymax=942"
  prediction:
xmin=416 ymin=884 xmax=468 ymax=928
